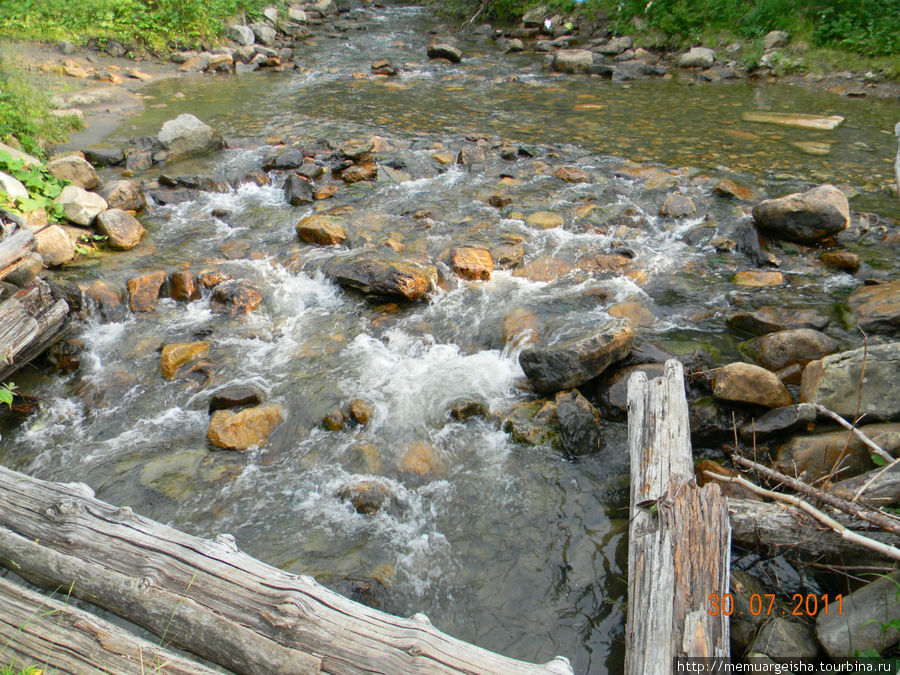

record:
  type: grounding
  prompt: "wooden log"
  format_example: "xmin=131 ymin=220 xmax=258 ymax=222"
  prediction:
xmin=0 ymin=465 xmax=573 ymax=675
xmin=625 ymin=360 xmax=731 ymax=675
xmin=895 ymin=121 xmax=900 ymax=199
xmin=0 ymin=575 xmax=220 ymax=675
xmin=727 ymin=497 xmax=898 ymax=559
xmin=0 ymin=277 xmax=70 ymax=380
xmin=0 ymin=228 xmax=34 ymax=280
xmin=831 ymin=462 xmax=900 ymax=507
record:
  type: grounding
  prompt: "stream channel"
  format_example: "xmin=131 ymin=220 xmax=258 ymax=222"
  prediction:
xmin=3 ymin=3 xmax=900 ymax=672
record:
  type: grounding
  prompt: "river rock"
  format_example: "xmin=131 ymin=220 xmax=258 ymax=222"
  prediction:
xmin=502 ymin=308 xmax=539 ymax=347
xmin=597 ymin=36 xmax=632 ymax=55
xmin=82 ymin=146 xmax=125 ymax=167
xmin=800 ymin=343 xmax=900 ymax=421
xmin=263 ymin=147 xmax=304 ymax=170
xmin=492 ymin=243 xmax=524 ymax=270
xmin=0 ymin=171 xmax=29 ymax=202
xmin=818 ymin=571 xmax=900 ymax=658
xmin=127 ymin=270 xmax=166 ymax=312
xmin=552 ymin=50 xmax=594 ymax=74
xmin=733 ymin=270 xmax=783 ymax=287
xmin=554 ymin=166 xmax=589 ymax=183
xmin=160 ymin=341 xmax=210 ymax=379
xmin=522 ymin=5 xmax=547 ymax=26
xmin=512 ymin=257 xmax=573 ymax=282
xmin=296 ymin=215 xmax=346 ymax=245
xmin=450 ymin=247 xmax=493 ymax=281
xmin=741 ymin=328 xmax=839 ymax=372
xmin=341 ymin=163 xmax=377 ymax=183
xmin=659 ymin=193 xmax=696 ymax=218
xmin=297 ymin=162 xmax=324 ymax=181
xmin=712 ymin=362 xmax=792 ymax=408
xmin=207 ymin=403 xmax=283 ymax=451
xmin=47 ymin=155 xmax=99 ymax=189
xmin=211 ymin=279 xmax=262 ymax=314
xmin=55 ymin=185 xmax=107 ymax=225
xmin=752 ymin=184 xmax=849 ymax=243
xmin=726 ymin=306 xmax=829 ymax=335
xmin=229 ymin=24 xmax=255 ymax=46
xmin=847 ymin=280 xmax=900 ymax=334
xmin=324 ymin=254 xmax=436 ymax=302
xmin=555 ymin=389 xmax=605 ymax=456
xmin=157 ymin=114 xmax=224 ymax=162
xmin=95 ymin=209 xmax=145 ymax=250
xmin=249 ymin=22 xmax=276 ymax=46
xmin=95 ymin=179 xmax=145 ymax=211
xmin=679 ymin=47 xmax=715 ymax=68
xmin=589 ymin=363 xmax=666 ymax=420
xmin=501 ymin=398 xmax=560 ymax=446
xmin=337 ymin=479 xmax=394 ymax=515
xmin=526 ymin=211 xmax=564 ymax=229
xmin=764 ymin=30 xmax=790 ymax=50
xmin=209 ymin=385 xmax=263 ymax=413
xmin=739 ymin=403 xmax=816 ymax=440
xmin=168 ymin=271 xmax=200 ymax=301
xmin=427 ymin=44 xmax=462 ymax=63
xmin=820 ymin=250 xmax=859 ymax=273
xmin=348 ymin=399 xmax=373 ymax=425
xmin=34 ymin=225 xmax=75 ymax=266
xmin=749 ymin=617 xmax=819 ymax=659
xmin=519 ymin=318 xmax=635 ymax=394
xmin=284 ymin=174 xmax=314 ymax=205
xmin=713 ymin=178 xmax=753 ymax=201
xmin=690 ymin=396 xmax=754 ymax=445
xmin=288 ymin=7 xmax=308 ymax=23
xmin=775 ymin=423 xmax=900 ymax=482
xmin=399 ymin=440 xmax=444 ymax=476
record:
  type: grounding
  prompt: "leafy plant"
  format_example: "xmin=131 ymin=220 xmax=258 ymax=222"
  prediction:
xmin=0 ymin=150 xmax=68 ymax=221
xmin=0 ymin=380 xmax=16 ymax=408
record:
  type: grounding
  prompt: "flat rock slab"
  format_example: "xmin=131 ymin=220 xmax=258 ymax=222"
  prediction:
xmin=50 ymin=86 xmax=144 ymax=114
xmin=519 ymin=318 xmax=634 ymax=393
xmin=847 ymin=279 xmax=900 ymax=334
xmin=324 ymin=254 xmax=436 ymax=302
xmin=727 ymin=306 xmax=829 ymax=335
xmin=742 ymin=111 xmax=844 ymax=130
xmin=817 ymin=571 xmax=900 ymax=658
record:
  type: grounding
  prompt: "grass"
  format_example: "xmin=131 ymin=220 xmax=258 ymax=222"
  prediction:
xmin=0 ymin=0 xmax=287 ymax=54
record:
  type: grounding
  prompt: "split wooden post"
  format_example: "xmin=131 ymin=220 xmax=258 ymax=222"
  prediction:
xmin=0 ymin=464 xmax=573 ymax=675
xmin=625 ymin=360 xmax=731 ymax=674
xmin=0 ymin=277 xmax=70 ymax=379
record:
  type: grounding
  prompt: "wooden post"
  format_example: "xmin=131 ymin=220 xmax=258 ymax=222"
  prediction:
xmin=0 ymin=277 xmax=70 ymax=379
xmin=625 ymin=360 xmax=731 ymax=674
xmin=0 ymin=464 xmax=573 ymax=675
xmin=0 ymin=575 xmax=221 ymax=675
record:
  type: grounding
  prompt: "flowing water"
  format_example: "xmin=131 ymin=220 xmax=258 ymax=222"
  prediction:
xmin=2 ymin=4 xmax=900 ymax=673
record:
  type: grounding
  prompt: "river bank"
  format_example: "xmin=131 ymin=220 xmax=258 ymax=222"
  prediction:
xmin=0 ymin=1 xmax=899 ymax=672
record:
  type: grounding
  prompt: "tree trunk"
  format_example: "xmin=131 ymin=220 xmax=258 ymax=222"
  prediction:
xmin=0 ymin=277 xmax=70 ymax=379
xmin=0 ymin=574 xmax=221 ymax=675
xmin=0 ymin=464 xmax=573 ymax=675
xmin=625 ymin=360 xmax=731 ymax=675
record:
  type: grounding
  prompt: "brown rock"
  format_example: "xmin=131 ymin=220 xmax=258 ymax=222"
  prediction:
xmin=742 ymin=329 xmax=839 ymax=371
xmin=554 ymin=166 xmax=589 ymax=183
xmin=608 ymin=301 xmax=654 ymax=328
xmin=207 ymin=403 xmax=283 ymax=451
xmin=659 ymin=193 xmax=696 ymax=218
xmin=712 ymin=362 xmax=793 ymax=408
xmin=847 ymin=280 xmax=900 ymax=334
xmin=820 ymin=250 xmax=859 ymax=273
xmin=337 ymin=480 xmax=393 ymax=514
xmin=209 ymin=385 xmax=262 ymax=412
xmin=198 ymin=271 xmax=232 ymax=288
xmin=525 ymin=211 xmax=564 ymax=229
xmin=34 ymin=224 xmax=75 ymax=266
xmin=323 ymin=254 xmax=435 ymax=302
xmin=492 ymin=243 xmax=524 ymax=270
xmin=502 ymin=307 xmax=539 ymax=347
xmin=399 ymin=440 xmax=444 ymax=476
xmin=713 ymin=179 xmax=753 ymax=201
xmin=450 ymin=247 xmax=493 ymax=281
xmin=95 ymin=179 xmax=146 ymax=211
xmin=727 ymin=306 xmax=829 ymax=335
xmin=160 ymin=341 xmax=210 ymax=379
xmin=752 ymin=184 xmax=849 ymax=243
xmin=127 ymin=270 xmax=166 ymax=312
xmin=211 ymin=279 xmax=262 ymax=314
xmin=296 ymin=215 xmax=347 ymax=246
xmin=47 ymin=155 xmax=99 ymax=189
xmin=348 ymin=399 xmax=374 ymax=425
xmin=169 ymin=271 xmax=201 ymax=301
xmin=512 ymin=257 xmax=573 ymax=282
xmin=95 ymin=209 xmax=145 ymax=250
xmin=733 ymin=271 xmax=784 ymax=287
xmin=341 ymin=163 xmax=377 ymax=183
xmin=775 ymin=424 xmax=900 ymax=482
xmin=323 ymin=409 xmax=347 ymax=431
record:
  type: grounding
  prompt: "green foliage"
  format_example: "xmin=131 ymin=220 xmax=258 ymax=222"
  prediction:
xmin=0 ymin=0 xmax=286 ymax=52
xmin=0 ymin=150 xmax=68 ymax=221
xmin=0 ymin=381 xmax=16 ymax=408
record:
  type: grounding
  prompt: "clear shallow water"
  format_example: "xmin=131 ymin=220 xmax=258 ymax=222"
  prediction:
xmin=2 ymin=4 xmax=900 ymax=673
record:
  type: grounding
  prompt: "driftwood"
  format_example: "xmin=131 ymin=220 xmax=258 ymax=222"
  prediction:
xmin=833 ymin=462 xmax=900 ymax=507
xmin=0 ymin=228 xmax=34 ymax=281
xmin=625 ymin=360 xmax=731 ymax=674
xmin=0 ymin=575 xmax=220 ymax=675
xmin=0 ymin=464 xmax=573 ymax=675
xmin=727 ymin=497 xmax=898 ymax=559
xmin=0 ymin=277 xmax=70 ymax=380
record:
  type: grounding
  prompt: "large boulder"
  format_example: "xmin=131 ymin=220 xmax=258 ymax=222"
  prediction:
xmin=847 ymin=280 xmax=900 ymax=334
xmin=800 ymin=342 xmax=900 ymax=421
xmin=157 ymin=114 xmax=224 ymax=162
xmin=775 ymin=423 xmax=900 ymax=482
xmin=712 ymin=362 xmax=792 ymax=408
xmin=741 ymin=328 xmax=839 ymax=371
xmin=95 ymin=209 xmax=145 ymax=250
xmin=296 ymin=215 xmax=346 ymax=245
xmin=552 ymin=50 xmax=594 ymax=74
xmin=519 ymin=318 xmax=635 ymax=394
xmin=207 ymin=403 xmax=283 ymax=450
xmin=55 ymin=185 xmax=107 ymax=225
xmin=95 ymin=179 xmax=146 ymax=211
xmin=752 ymin=184 xmax=849 ymax=243
xmin=229 ymin=24 xmax=255 ymax=46
xmin=679 ymin=47 xmax=715 ymax=68
xmin=47 ymin=155 xmax=99 ymax=189
xmin=249 ymin=22 xmax=277 ymax=46
xmin=323 ymin=254 xmax=436 ymax=302
xmin=0 ymin=171 xmax=29 ymax=202
xmin=34 ymin=225 xmax=75 ymax=266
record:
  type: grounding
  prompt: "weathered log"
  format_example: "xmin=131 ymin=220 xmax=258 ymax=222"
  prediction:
xmin=0 ymin=575 xmax=220 ymax=675
xmin=0 ymin=465 xmax=573 ymax=675
xmin=625 ymin=360 xmax=731 ymax=675
xmin=0 ymin=277 xmax=70 ymax=379
xmin=831 ymin=462 xmax=900 ymax=507
xmin=0 ymin=228 xmax=34 ymax=280
xmin=895 ymin=121 xmax=900 ymax=199
xmin=727 ymin=497 xmax=897 ymax=558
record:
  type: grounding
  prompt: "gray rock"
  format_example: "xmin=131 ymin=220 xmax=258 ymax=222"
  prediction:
xmin=741 ymin=328 xmax=840 ymax=372
xmin=522 ymin=5 xmax=548 ymax=27
xmin=249 ymin=22 xmax=277 ymax=46
xmin=0 ymin=171 xmax=28 ymax=202
xmin=55 ymin=185 xmax=107 ymax=225
xmin=58 ymin=41 xmax=77 ymax=55
xmin=105 ymin=40 xmax=126 ymax=57
xmin=847 ymin=279 xmax=900 ymax=334
xmin=817 ymin=571 xmax=900 ymax=658
xmin=95 ymin=209 xmax=145 ymax=250
xmin=427 ymin=43 xmax=462 ymax=63
xmin=324 ymin=254 xmax=436 ymax=302
xmin=659 ymin=192 xmax=696 ymax=218
xmin=679 ymin=46 xmax=715 ymax=68
xmin=157 ymin=114 xmax=224 ymax=162
xmin=764 ymin=30 xmax=790 ymax=50
xmin=740 ymin=403 xmax=817 ymax=440
xmin=229 ymin=24 xmax=255 ymax=46
xmin=752 ymin=184 xmax=849 ymax=243
xmin=95 ymin=180 xmax=145 ymax=211
xmin=612 ymin=60 xmax=665 ymax=80
xmin=555 ymin=389 xmax=605 ymax=456
xmin=597 ymin=36 xmax=632 ymax=55
xmin=288 ymin=6 xmax=308 ymax=23
xmin=82 ymin=146 xmax=125 ymax=167
xmin=47 ymin=155 xmax=99 ymax=189
xmin=504 ymin=38 xmax=525 ymax=52
xmin=726 ymin=306 xmax=829 ymax=335
xmin=749 ymin=617 xmax=819 ymax=659
xmin=519 ymin=318 xmax=635 ymax=394
xmin=552 ymin=49 xmax=594 ymax=73
xmin=801 ymin=342 xmax=900 ymax=422
xmin=263 ymin=6 xmax=279 ymax=24
xmin=34 ymin=225 xmax=75 ymax=266
xmin=284 ymin=174 xmax=314 ymax=205
xmin=236 ymin=62 xmax=260 ymax=75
